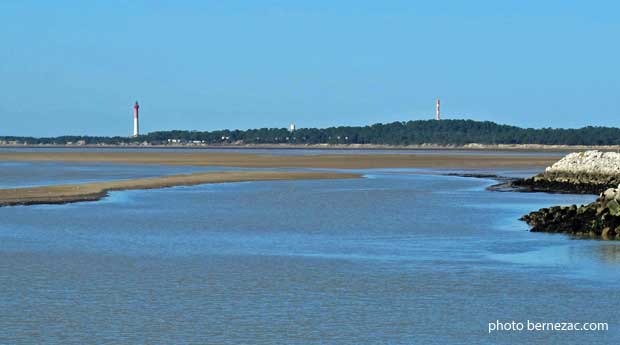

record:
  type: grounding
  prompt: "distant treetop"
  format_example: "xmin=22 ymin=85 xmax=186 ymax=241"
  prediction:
xmin=3 ymin=119 xmax=620 ymax=146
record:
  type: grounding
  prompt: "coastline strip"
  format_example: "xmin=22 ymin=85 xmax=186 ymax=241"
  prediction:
xmin=0 ymin=171 xmax=361 ymax=207
xmin=0 ymin=151 xmax=558 ymax=169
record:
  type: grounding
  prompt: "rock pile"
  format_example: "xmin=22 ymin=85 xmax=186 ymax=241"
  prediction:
xmin=521 ymin=185 xmax=620 ymax=239
xmin=513 ymin=150 xmax=620 ymax=194
xmin=545 ymin=150 xmax=620 ymax=175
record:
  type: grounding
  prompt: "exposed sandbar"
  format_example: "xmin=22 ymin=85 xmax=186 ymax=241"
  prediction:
xmin=0 ymin=151 xmax=558 ymax=169
xmin=0 ymin=171 xmax=360 ymax=207
xmin=5 ymin=143 xmax=620 ymax=151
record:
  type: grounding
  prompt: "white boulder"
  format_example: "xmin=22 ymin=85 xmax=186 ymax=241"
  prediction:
xmin=545 ymin=150 xmax=620 ymax=176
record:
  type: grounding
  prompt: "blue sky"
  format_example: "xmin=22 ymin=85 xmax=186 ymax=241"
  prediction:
xmin=1 ymin=0 xmax=618 ymax=136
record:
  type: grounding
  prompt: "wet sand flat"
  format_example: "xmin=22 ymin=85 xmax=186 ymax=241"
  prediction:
xmin=0 ymin=171 xmax=360 ymax=207
xmin=0 ymin=151 xmax=559 ymax=169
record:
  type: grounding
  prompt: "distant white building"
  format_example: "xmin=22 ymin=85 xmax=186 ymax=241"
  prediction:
xmin=289 ymin=123 xmax=296 ymax=132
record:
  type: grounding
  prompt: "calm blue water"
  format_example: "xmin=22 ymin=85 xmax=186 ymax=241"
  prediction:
xmin=0 ymin=163 xmax=618 ymax=344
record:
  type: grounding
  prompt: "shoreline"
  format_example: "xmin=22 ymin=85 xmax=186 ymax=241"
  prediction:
xmin=0 ymin=151 xmax=560 ymax=208
xmin=510 ymin=151 xmax=620 ymax=196
xmin=3 ymin=143 xmax=620 ymax=152
xmin=0 ymin=151 xmax=559 ymax=169
xmin=512 ymin=151 xmax=620 ymax=239
xmin=0 ymin=171 xmax=361 ymax=207
xmin=442 ymin=173 xmax=522 ymax=193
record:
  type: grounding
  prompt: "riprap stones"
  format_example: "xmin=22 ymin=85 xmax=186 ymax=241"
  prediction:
xmin=521 ymin=185 xmax=620 ymax=239
xmin=513 ymin=150 xmax=620 ymax=194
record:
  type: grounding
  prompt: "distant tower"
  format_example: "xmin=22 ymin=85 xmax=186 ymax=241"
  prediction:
xmin=133 ymin=101 xmax=140 ymax=137
xmin=289 ymin=123 xmax=296 ymax=132
xmin=435 ymin=98 xmax=441 ymax=121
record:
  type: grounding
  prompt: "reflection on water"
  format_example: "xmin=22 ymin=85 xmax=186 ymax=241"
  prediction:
xmin=595 ymin=243 xmax=620 ymax=264
xmin=1 ymin=163 xmax=618 ymax=344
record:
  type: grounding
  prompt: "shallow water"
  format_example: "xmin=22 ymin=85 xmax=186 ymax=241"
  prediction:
xmin=0 ymin=161 xmax=228 ymax=188
xmin=0 ymin=163 xmax=617 ymax=344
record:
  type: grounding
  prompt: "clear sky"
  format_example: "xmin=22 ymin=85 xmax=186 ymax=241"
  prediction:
xmin=1 ymin=0 xmax=618 ymax=137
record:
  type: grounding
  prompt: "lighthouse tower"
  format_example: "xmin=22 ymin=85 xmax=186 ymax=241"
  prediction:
xmin=133 ymin=101 xmax=140 ymax=137
xmin=435 ymin=98 xmax=441 ymax=121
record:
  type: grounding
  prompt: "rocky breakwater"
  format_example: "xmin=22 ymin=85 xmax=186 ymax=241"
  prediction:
xmin=513 ymin=150 xmax=620 ymax=194
xmin=521 ymin=185 xmax=620 ymax=239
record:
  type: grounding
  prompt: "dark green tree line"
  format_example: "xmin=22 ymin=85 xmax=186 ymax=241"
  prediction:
xmin=4 ymin=120 xmax=620 ymax=146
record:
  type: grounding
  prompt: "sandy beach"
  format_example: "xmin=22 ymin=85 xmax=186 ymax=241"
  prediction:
xmin=0 ymin=171 xmax=360 ymax=207
xmin=0 ymin=151 xmax=559 ymax=169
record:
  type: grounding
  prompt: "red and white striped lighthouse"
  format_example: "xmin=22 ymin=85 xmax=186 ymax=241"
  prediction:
xmin=133 ymin=101 xmax=140 ymax=137
xmin=435 ymin=98 xmax=441 ymax=121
